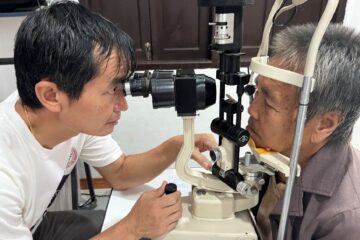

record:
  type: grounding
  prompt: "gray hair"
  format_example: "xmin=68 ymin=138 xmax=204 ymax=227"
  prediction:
xmin=271 ymin=23 xmax=360 ymax=144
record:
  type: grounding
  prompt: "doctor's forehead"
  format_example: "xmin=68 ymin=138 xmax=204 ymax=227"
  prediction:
xmin=98 ymin=51 xmax=129 ymax=76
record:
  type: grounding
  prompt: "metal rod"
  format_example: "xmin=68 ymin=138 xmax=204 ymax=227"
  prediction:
xmin=277 ymin=76 xmax=312 ymax=240
xmin=70 ymin=165 xmax=78 ymax=210
xmin=84 ymin=162 xmax=97 ymax=206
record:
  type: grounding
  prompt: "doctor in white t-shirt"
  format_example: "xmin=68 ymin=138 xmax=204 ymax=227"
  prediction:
xmin=0 ymin=2 xmax=216 ymax=240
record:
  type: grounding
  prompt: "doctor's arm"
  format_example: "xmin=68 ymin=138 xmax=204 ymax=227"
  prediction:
xmin=95 ymin=133 xmax=216 ymax=190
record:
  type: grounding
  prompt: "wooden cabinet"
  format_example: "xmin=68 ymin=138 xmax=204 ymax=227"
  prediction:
xmin=79 ymin=0 xmax=149 ymax=63
xmin=80 ymin=0 xmax=347 ymax=69
xmin=80 ymin=0 xmax=213 ymax=69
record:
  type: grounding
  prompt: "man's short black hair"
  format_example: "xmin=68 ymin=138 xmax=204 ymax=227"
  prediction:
xmin=14 ymin=0 xmax=135 ymax=108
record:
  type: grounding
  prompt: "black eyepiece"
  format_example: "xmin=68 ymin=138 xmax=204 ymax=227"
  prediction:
xmin=124 ymin=70 xmax=216 ymax=115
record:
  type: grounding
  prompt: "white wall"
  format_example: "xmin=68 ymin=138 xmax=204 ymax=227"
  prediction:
xmin=0 ymin=16 xmax=25 ymax=101
xmin=343 ymin=0 xmax=360 ymax=150
xmin=343 ymin=0 xmax=360 ymax=33
xmin=0 ymin=65 xmax=17 ymax=100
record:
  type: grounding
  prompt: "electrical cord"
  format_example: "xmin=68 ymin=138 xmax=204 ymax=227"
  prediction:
xmin=78 ymin=191 xmax=111 ymax=209
xmin=272 ymin=0 xmax=298 ymax=27
xmin=81 ymin=192 xmax=111 ymax=198
xmin=79 ymin=196 xmax=97 ymax=209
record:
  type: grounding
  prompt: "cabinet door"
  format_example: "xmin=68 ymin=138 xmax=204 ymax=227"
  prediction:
xmin=80 ymin=0 xmax=151 ymax=62
xmin=80 ymin=0 xmax=213 ymax=69
xmin=149 ymin=0 xmax=210 ymax=61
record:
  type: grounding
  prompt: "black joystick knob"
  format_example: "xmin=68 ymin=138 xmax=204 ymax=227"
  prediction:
xmin=165 ymin=183 xmax=177 ymax=195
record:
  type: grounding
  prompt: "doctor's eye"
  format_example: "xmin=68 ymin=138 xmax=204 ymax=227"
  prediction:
xmin=107 ymin=83 xmax=124 ymax=95
xmin=107 ymin=87 xmax=117 ymax=95
xmin=111 ymin=86 xmax=119 ymax=93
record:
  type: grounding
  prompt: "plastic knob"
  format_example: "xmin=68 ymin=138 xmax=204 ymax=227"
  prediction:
xmin=210 ymin=148 xmax=221 ymax=162
xmin=165 ymin=183 xmax=177 ymax=195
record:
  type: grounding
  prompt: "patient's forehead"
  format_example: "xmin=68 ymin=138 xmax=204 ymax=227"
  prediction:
xmin=256 ymin=72 xmax=299 ymax=109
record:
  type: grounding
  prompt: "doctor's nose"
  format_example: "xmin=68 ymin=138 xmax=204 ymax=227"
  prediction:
xmin=114 ymin=94 xmax=128 ymax=113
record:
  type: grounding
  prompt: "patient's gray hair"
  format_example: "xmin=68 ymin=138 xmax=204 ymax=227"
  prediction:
xmin=271 ymin=23 xmax=360 ymax=144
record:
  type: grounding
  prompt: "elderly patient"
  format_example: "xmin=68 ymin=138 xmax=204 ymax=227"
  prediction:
xmin=247 ymin=23 xmax=360 ymax=240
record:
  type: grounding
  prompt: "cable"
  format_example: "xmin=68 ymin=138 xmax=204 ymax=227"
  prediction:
xmin=81 ymin=192 xmax=110 ymax=198
xmin=272 ymin=0 xmax=298 ymax=27
xmin=79 ymin=195 xmax=97 ymax=209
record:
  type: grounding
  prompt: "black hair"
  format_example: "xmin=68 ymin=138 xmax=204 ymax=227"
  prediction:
xmin=14 ymin=0 xmax=135 ymax=109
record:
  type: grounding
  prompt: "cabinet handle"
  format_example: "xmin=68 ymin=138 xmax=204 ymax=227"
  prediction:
xmin=144 ymin=42 xmax=152 ymax=61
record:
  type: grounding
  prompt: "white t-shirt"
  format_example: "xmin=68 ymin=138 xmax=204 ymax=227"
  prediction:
xmin=0 ymin=91 xmax=122 ymax=239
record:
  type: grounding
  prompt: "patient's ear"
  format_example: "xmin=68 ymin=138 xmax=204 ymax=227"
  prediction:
xmin=34 ymin=80 xmax=63 ymax=113
xmin=311 ymin=112 xmax=341 ymax=143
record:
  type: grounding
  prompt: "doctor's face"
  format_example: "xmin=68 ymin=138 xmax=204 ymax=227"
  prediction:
xmin=246 ymin=68 xmax=299 ymax=156
xmin=58 ymin=50 xmax=129 ymax=136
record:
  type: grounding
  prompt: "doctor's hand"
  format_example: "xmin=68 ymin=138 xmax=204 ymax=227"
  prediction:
xmin=191 ymin=133 xmax=217 ymax=170
xmin=124 ymin=181 xmax=182 ymax=239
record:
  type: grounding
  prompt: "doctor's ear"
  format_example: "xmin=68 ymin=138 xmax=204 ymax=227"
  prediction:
xmin=34 ymin=80 xmax=63 ymax=113
xmin=311 ymin=112 xmax=341 ymax=143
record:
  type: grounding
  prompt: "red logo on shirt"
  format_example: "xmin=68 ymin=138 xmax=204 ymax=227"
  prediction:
xmin=66 ymin=148 xmax=78 ymax=169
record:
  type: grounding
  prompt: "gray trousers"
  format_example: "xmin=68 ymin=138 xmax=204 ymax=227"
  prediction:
xmin=32 ymin=210 xmax=105 ymax=240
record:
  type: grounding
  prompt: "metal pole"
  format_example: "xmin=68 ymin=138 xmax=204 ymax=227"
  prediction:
xmin=277 ymin=76 xmax=312 ymax=240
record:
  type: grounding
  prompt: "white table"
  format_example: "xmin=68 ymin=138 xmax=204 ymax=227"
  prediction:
xmin=101 ymin=168 xmax=191 ymax=231
xmin=102 ymin=169 xmax=258 ymax=240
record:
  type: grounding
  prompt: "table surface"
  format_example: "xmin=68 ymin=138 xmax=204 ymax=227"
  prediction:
xmin=101 ymin=168 xmax=192 ymax=232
